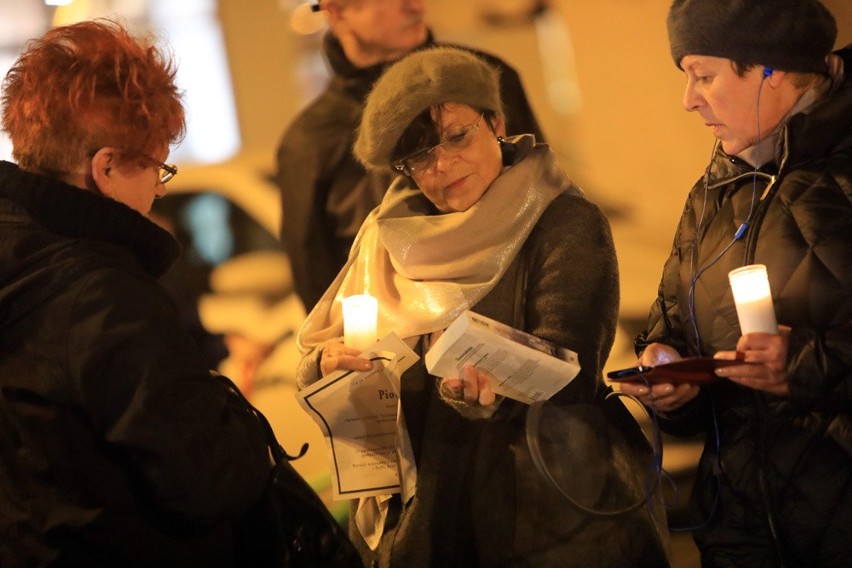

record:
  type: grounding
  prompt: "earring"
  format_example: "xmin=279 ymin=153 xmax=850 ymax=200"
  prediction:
xmin=497 ymin=136 xmax=506 ymax=145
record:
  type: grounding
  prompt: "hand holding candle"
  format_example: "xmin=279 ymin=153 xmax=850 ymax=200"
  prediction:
xmin=342 ymin=294 xmax=378 ymax=351
xmin=728 ymin=264 xmax=778 ymax=335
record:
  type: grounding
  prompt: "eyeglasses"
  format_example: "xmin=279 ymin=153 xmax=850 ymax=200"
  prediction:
xmin=156 ymin=162 xmax=178 ymax=184
xmin=393 ymin=113 xmax=484 ymax=177
xmin=84 ymin=149 xmax=178 ymax=184
xmin=135 ymin=152 xmax=178 ymax=184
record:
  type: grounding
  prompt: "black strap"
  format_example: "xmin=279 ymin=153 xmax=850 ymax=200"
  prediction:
xmin=511 ymin=243 xmax=661 ymax=517
xmin=512 ymin=240 xmax=529 ymax=331
xmin=214 ymin=373 xmax=307 ymax=462
xmin=525 ymin=392 xmax=661 ymax=518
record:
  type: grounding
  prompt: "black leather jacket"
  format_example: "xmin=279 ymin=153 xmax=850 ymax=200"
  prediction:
xmin=637 ymin=47 xmax=852 ymax=567
xmin=0 ymin=162 xmax=272 ymax=567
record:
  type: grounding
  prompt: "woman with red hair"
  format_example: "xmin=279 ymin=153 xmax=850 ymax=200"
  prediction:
xmin=0 ymin=20 xmax=278 ymax=566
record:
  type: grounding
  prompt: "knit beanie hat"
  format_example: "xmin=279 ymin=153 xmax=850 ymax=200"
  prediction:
xmin=667 ymin=0 xmax=836 ymax=73
xmin=354 ymin=46 xmax=503 ymax=171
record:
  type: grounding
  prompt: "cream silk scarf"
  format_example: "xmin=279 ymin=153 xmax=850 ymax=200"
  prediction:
xmin=298 ymin=136 xmax=579 ymax=351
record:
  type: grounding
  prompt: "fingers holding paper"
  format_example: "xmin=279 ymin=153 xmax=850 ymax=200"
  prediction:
xmin=320 ymin=341 xmax=374 ymax=376
xmin=440 ymin=365 xmax=496 ymax=407
xmin=714 ymin=326 xmax=791 ymax=396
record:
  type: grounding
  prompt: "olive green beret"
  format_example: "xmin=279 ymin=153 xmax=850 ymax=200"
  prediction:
xmin=354 ymin=46 xmax=503 ymax=171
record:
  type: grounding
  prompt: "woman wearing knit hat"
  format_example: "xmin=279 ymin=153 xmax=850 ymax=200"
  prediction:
xmin=296 ymin=46 xmax=669 ymax=566
xmin=618 ymin=1 xmax=852 ymax=566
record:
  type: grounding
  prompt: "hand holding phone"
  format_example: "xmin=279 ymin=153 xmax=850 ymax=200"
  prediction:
xmin=607 ymin=355 xmax=749 ymax=385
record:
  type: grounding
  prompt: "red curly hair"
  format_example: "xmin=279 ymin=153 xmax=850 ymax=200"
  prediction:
xmin=1 ymin=19 xmax=185 ymax=176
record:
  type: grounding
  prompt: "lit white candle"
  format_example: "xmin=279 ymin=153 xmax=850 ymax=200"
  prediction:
xmin=728 ymin=264 xmax=778 ymax=335
xmin=341 ymin=294 xmax=378 ymax=351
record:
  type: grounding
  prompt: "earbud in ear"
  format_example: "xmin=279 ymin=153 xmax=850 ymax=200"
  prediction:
xmin=763 ymin=67 xmax=774 ymax=78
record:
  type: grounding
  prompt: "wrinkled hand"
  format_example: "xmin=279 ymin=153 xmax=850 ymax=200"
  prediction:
xmin=713 ymin=326 xmax=790 ymax=396
xmin=616 ymin=342 xmax=700 ymax=413
xmin=319 ymin=341 xmax=373 ymax=377
xmin=440 ymin=365 xmax=496 ymax=407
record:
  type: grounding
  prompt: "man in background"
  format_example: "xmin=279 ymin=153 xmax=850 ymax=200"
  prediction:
xmin=276 ymin=0 xmax=543 ymax=311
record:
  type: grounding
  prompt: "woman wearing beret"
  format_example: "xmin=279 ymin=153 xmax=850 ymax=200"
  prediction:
xmin=619 ymin=1 xmax=852 ymax=566
xmin=297 ymin=46 xmax=669 ymax=567
xmin=0 ymin=20 xmax=278 ymax=566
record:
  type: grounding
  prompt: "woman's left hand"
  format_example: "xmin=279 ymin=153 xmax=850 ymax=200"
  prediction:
xmin=440 ymin=365 xmax=496 ymax=406
xmin=713 ymin=325 xmax=791 ymax=396
xmin=319 ymin=341 xmax=373 ymax=377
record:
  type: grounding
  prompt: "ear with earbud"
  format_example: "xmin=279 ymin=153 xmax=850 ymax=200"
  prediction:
xmin=763 ymin=67 xmax=774 ymax=79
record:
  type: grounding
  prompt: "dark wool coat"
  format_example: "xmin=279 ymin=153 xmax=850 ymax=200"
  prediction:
xmin=275 ymin=31 xmax=543 ymax=312
xmin=637 ymin=46 xmax=852 ymax=568
xmin=0 ymin=163 xmax=272 ymax=567
xmin=345 ymin=168 xmax=669 ymax=566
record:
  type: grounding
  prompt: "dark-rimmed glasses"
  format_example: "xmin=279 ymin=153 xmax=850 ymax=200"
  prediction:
xmin=393 ymin=113 xmax=484 ymax=177
xmin=86 ymin=149 xmax=178 ymax=184
xmin=156 ymin=161 xmax=178 ymax=184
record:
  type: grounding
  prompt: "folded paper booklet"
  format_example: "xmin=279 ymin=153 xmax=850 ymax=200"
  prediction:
xmin=425 ymin=310 xmax=581 ymax=404
xmin=607 ymin=356 xmax=753 ymax=385
xmin=296 ymin=332 xmax=419 ymax=501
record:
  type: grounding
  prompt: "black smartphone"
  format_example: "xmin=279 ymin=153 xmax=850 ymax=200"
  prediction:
xmin=606 ymin=366 xmax=653 ymax=381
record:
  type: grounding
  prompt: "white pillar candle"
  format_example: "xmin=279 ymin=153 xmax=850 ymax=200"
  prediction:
xmin=728 ymin=264 xmax=778 ymax=335
xmin=341 ymin=294 xmax=378 ymax=351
